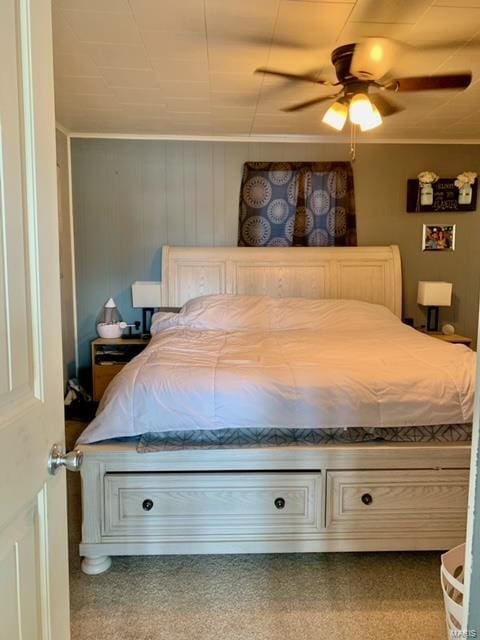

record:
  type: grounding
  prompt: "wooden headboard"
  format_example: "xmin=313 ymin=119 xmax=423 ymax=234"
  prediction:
xmin=160 ymin=245 xmax=402 ymax=317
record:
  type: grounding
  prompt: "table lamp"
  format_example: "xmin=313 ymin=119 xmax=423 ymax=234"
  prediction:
xmin=131 ymin=281 xmax=162 ymax=337
xmin=417 ymin=281 xmax=452 ymax=332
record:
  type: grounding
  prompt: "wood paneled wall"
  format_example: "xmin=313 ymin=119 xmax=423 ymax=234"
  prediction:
xmin=71 ymin=138 xmax=480 ymax=379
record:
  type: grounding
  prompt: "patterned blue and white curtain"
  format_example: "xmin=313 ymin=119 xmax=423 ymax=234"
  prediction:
xmin=238 ymin=162 xmax=357 ymax=247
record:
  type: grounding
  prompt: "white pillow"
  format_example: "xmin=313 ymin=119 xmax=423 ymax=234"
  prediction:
xmin=270 ymin=297 xmax=398 ymax=331
xmin=151 ymin=295 xmax=270 ymax=334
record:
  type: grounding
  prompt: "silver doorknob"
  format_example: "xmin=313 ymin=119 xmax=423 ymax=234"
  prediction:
xmin=48 ymin=443 xmax=83 ymax=475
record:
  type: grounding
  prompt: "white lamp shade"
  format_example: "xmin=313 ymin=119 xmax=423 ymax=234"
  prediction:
xmin=349 ymin=93 xmax=373 ymax=125
xmin=417 ymin=281 xmax=452 ymax=307
xmin=131 ymin=281 xmax=162 ymax=308
xmin=359 ymin=103 xmax=383 ymax=131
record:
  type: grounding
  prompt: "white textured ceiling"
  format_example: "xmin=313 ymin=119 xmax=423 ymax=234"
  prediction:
xmin=53 ymin=0 xmax=480 ymax=139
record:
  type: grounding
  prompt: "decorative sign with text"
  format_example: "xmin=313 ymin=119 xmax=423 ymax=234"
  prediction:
xmin=406 ymin=178 xmax=478 ymax=213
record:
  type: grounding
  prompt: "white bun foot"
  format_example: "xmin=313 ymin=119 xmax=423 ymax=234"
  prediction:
xmin=81 ymin=555 xmax=112 ymax=575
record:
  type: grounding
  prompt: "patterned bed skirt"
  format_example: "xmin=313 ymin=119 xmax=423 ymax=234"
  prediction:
xmin=137 ymin=424 xmax=473 ymax=453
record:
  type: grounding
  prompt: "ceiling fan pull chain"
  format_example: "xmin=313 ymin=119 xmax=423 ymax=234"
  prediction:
xmin=350 ymin=122 xmax=356 ymax=162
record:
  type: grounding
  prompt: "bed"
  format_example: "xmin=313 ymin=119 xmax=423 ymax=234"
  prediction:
xmin=77 ymin=246 xmax=474 ymax=575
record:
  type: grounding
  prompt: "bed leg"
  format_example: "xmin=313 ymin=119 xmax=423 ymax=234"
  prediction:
xmin=81 ymin=555 xmax=112 ymax=575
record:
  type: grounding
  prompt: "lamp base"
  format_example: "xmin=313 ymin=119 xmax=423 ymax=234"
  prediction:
xmin=427 ymin=306 xmax=439 ymax=332
xmin=142 ymin=307 xmax=155 ymax=336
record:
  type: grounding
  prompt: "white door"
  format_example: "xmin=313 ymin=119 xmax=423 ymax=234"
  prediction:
xmin=0 ymin=1 xmax=70 ymax=639
xmin=464 ymin=308 xmax=480 ymax=634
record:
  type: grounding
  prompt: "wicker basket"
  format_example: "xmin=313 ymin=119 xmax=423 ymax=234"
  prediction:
xmin=441 ymin=543 xmax=465 ymax=635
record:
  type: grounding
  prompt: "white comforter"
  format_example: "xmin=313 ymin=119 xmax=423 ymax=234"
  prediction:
xmin=78 ymin=295 xmax=475 ymax=443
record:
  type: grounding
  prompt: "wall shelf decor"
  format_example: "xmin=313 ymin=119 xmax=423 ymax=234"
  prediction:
xmin=407 ymin=178 xmax=478 ymax=212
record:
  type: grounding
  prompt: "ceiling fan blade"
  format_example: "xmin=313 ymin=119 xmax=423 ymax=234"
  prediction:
xmin=409 ymin=40 xmax=480 ymax=54
xmin=241 ymin=34 xmax=312 ymax=50
xmin=386 ymin=72 xmax=472 ymax=92
xmin=369 ymin=92 xmax=404 ymax=117
xmin=255 ymin=67 xmax=334 ymax=86
xmin=282 ymin=94 xmax=340 ymax=113
xmin=350 ymin=38 xmax=403 ymax=81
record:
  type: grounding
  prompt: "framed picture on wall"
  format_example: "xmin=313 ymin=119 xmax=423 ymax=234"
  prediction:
xmin=422 ymin=224 xmax=456 ymax=252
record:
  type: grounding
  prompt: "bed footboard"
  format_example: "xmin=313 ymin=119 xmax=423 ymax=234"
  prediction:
xmin=79 ymin=440 xmax=470 ymax=574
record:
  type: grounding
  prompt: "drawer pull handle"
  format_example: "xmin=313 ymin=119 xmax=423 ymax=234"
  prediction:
xmin=274 ymin=497 xmax=286 ymax=510
xmin=361 ymin=493 xmax=373 ymax=506
xmin=142 ymin=499 xmax=154 ymax=511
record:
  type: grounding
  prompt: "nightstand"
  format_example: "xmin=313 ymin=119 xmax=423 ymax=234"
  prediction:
xmin=91 ymin=337 xmax=149 ymax=402
xmin=421 ymin=331 xmax=473 ymax=348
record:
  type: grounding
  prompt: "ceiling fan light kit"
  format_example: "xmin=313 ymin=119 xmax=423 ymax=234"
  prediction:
xmin=321 ymin=93 xmax=383 ymax=132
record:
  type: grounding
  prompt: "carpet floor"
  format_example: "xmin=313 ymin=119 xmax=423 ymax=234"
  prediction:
xmin=66 ymin=420 xmax=448 ymax=640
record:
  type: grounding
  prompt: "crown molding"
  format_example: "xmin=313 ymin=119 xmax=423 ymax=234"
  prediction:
xmin=67 ymin=131 xmax=480 ymax=145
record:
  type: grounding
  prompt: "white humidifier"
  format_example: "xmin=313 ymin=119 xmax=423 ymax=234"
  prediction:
xmin=96 ymin=298 xmax=127 ymax=338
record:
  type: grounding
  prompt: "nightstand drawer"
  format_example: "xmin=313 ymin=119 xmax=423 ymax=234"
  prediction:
xmin=326 ymin=469 xmax=468 ymax=533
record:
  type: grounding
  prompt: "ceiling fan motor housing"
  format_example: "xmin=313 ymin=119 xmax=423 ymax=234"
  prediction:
xmin=331 ymin=44 xmax=358 ymax=84
xmin=331 ymin=44 xmax=372 ymax=98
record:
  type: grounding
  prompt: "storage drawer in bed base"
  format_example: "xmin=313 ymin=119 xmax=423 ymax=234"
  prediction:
xmin=325 ymin=469 xmax=469 ymax=533
xmin=102 ymin=472 xmax=324 ymax=539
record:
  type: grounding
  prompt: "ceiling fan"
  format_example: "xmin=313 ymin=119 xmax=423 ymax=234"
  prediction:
xmin=255 ymin=38 xmax=472 ymax=132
